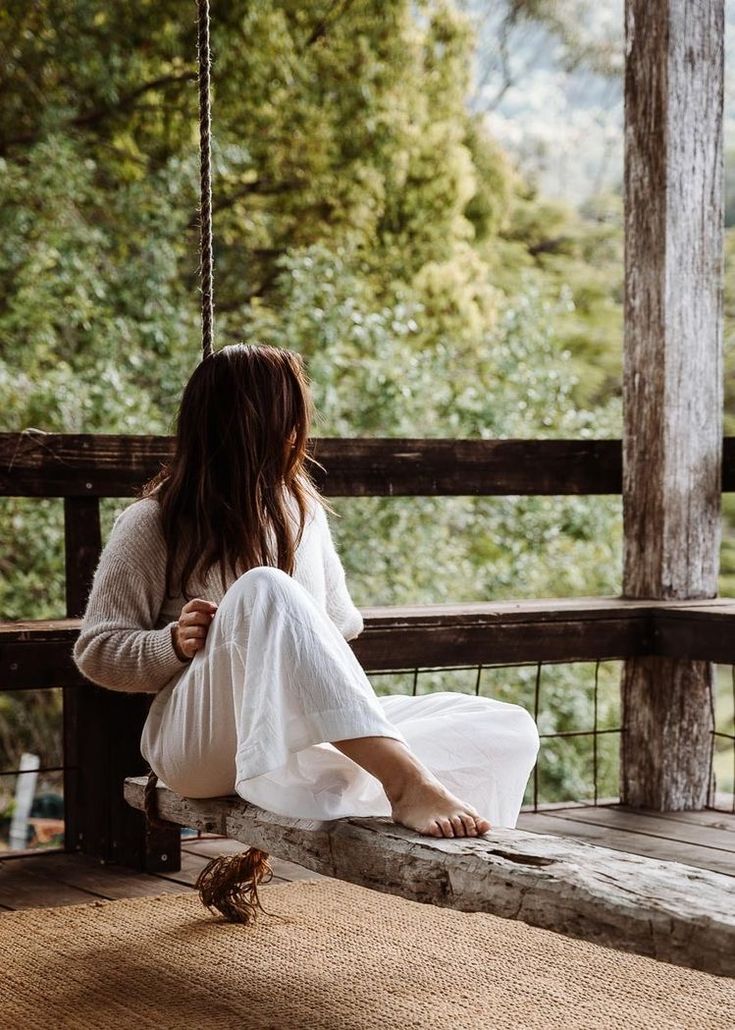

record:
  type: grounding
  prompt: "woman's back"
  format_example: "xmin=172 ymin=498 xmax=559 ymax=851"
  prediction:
xmin=72 ymin=493 xmax=364 ymax=694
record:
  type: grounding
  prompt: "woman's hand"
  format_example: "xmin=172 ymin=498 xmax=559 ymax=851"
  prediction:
xmin=172 ymin=599 xmax=218 ymax=660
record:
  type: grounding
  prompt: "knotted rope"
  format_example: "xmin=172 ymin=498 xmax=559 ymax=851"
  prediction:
xmin=144 ymin=764 xmax=273 ymax=925
xmin=141 ymin=2 xmax=273 ymax=925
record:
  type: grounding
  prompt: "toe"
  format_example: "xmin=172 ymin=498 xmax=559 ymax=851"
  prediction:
xmin=450 ymin=814 xmax=465 ymax=837
xmin=476 ymin=817 xmax=492 ymax=834
xmin=438 ymin=817 xmax=454 ymax=838
xmin=459 ymin=813 xmax=478 ymax=837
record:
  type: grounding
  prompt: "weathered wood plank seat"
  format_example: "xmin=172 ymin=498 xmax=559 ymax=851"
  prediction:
xmin=124 ymin=775 xmax=735 ymax=978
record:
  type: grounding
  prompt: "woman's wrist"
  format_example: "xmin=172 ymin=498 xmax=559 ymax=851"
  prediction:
xmin=170 ymin=622 xmax=191 ymax=663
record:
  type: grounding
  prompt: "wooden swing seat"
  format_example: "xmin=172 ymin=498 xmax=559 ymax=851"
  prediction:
xmin=124 ymin=775 xmax=735 ymax=978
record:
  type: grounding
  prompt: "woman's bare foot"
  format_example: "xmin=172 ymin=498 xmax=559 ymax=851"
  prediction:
xmin=331 ymin=734 xmax=492 ymax=838
xmin=388 ymin=774 xmax=492 ymax=838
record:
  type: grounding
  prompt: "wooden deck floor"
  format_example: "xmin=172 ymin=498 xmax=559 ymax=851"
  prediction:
xmin=1 ymin=803 xmax=733 ymax=912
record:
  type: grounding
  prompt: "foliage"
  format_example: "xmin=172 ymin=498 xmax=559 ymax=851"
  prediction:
xmin=1 ymin=0 xmax=632 ymax=805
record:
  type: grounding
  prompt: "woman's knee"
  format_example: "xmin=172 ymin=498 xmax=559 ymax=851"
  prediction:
xmin=221 ymin=564 xmax=295 ymax=610
xmin=240 ymin=565 xmax=291 ymax=591
xmin=517 ymin=707 xmax=541 ymax=764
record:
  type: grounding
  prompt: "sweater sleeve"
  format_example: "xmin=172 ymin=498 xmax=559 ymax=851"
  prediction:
xmin=72 ymin=504 xmax=190 ymax=694
xmin=317 ymin=505 xmax=365 ymax=642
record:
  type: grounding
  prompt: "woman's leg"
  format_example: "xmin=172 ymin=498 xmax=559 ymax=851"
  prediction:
xmin=330 ymin=734 xmax=491 ymax=838
xmin=144 ymin=566 xmax=492 ymax=837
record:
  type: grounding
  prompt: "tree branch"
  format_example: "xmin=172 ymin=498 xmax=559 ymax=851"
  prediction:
xmin=528 ymin=235 xmax=571 ymax=257
xmin=305 ymin=0 xmax=357 ymax=48
xmin=0 ymin=71 xmax=196 ymax=153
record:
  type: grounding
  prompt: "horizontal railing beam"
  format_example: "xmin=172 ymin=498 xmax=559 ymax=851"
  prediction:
xmin=3 ymin=598 xmax=734 ymax=688
xmin=654 ymin=605 xmax=735 ymax=664
xmin=0 ymin=432 xmax=621 ymax=496
xmin=0 ymin=432 xmax=606 ymax=497
xmin=2 ymin=433 xmax=735 ymax=497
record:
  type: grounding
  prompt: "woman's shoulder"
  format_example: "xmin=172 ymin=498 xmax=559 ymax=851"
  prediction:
xmin=301 ymin=491 xmax=329 ymax=534
xmin=106 ymin=496 xmax=166 ymax=568
xmin=284 ymin=484 xmax=325 ymax=530
xmin=112 ymin=495 xmax=162 ymax=530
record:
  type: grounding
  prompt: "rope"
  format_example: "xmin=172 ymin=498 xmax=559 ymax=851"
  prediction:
xmin=141 ymin=10 xmax=275 ymax=926
xmin=197 ymin=0 xmax=215 ymax=360
xmin=143 ymin=767 xmax=170 ymax=830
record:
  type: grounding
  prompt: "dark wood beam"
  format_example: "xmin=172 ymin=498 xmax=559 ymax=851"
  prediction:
xmin=3 ymin=433 xmax=735 ymax=499
xmin=4 ymin=599 xmax=735 ymax=689
xmin=0 ymin=433 xmax=621 ymax=497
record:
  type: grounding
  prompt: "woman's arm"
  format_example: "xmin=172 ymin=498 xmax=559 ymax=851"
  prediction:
xmin=72 ymin=504 xmax=190 ymax=693
xmin=318 ymin=505 xmax=365 ymax=642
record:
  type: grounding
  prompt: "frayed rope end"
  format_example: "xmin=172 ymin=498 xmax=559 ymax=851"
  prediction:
xmin=195 ymin=848 xmax=274 ymax=924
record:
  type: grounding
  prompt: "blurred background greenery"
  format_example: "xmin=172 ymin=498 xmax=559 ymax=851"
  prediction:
xmin=0 ymin=1 xmax=732 ymax=823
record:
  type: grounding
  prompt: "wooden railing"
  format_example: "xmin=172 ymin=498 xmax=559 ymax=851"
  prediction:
xmin=2 ymin=432 xmax=734 ymax=872
xmin=5 ymin=598 xmax=735 ymax=687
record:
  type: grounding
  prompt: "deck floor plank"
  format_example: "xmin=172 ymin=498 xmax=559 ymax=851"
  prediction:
xmin=182 ymin=836 xmax=328 ymax=882
xmin=516 ymin=813 xmax=735 ymax=875
xmin=0 ymin=858 xmax=108 ymax=910
xmin=618 ymin=806 xmax=735 ymax=832
xmin=1 ymin=853 xmax=196 ymax=903
xmin=534 ymin=806 xmax=735 ymax=852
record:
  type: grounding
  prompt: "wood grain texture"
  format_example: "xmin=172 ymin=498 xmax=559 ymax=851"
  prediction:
xmin=62 ymin=497 xmax=102 ymax=858
xmin=621 ymin=0 xmax=725 ymax=810
xmin=123 ymin=777 xmax=735 ymax=976
xmin=516 ymin=812 xmax=734 ymax=876
xmin=621 ymin=657 xmax=715 ymax=810
xmin=532 ymin=804 xmax=735 ymax=854
xmin=3 ymin=600 xmax=735 ymax=689
xmin=623 ymin=0 xmax=725 ymax=599
xmin=0 ymin=853 xmax=191 ymax=907
xmin=0 ymin=432 xmax=624 ymax=497
xmin=3 ymin=432 xmax=735 ymax=498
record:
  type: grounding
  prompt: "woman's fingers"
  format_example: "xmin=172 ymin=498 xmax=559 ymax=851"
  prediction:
xmin=180 ymin=621 xmax=211 ymax=640
xmin=176 ymin=599 xmax=218 ymax=658
xmin=178 ymin=629 xmax=206 ymax=657
xmin=181 ymin=625 xmax=207 ymax=639
xmin=180 ymin=610 xmax=214 ymax=627
xmin=182 ymin=598 xmax=218 ymax=616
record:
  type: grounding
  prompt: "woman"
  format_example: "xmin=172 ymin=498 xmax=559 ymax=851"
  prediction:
xmin=73 ymin=344 xmax=540 ymax=838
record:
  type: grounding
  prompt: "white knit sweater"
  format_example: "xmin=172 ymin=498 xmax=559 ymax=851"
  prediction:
xmin=73 ymin=492 xmax=364 ymax=694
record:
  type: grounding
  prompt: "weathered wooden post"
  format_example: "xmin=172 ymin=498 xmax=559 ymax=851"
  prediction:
xmin=64 ymin=495 xmax=180 ymax=872
xmin=621 ymin=0 xmax=724 ymax=808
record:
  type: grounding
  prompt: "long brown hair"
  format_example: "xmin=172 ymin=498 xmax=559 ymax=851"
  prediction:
xmin=141 ymin=343 xmax=326 ymax=599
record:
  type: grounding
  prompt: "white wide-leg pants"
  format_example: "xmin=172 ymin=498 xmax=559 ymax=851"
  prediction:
xmin=140 ymin=567 xmax=540 ymax=827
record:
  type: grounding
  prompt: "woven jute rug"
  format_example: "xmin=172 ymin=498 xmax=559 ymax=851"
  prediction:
xmin=0 ymin=878 xmax=732 ymax=1030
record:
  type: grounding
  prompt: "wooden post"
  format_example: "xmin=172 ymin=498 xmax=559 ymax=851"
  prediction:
xmin=62 ymin=496 xmax=102 ymax=856
xmin=64 ymin=497 xmax=180 ymax=871
xmin=621 ymin=0 xmax=724 ymax=808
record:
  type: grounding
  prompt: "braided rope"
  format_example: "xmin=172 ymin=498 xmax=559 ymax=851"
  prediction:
xmin=142 ymin=13 xmax=276 ymax=924
xmin=197 ymin=0 xmax=215 ymax=360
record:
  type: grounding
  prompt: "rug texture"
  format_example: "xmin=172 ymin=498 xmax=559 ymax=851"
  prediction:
xmin=0 ymin=878 xmax=732 ymax=1029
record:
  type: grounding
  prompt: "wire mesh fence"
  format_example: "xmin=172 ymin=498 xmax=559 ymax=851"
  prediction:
xmin=1 ymin=658 xmax=733 ymax=858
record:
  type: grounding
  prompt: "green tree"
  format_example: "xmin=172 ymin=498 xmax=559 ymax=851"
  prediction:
xmin=0 ymin=0 xmax=624 ymax=807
